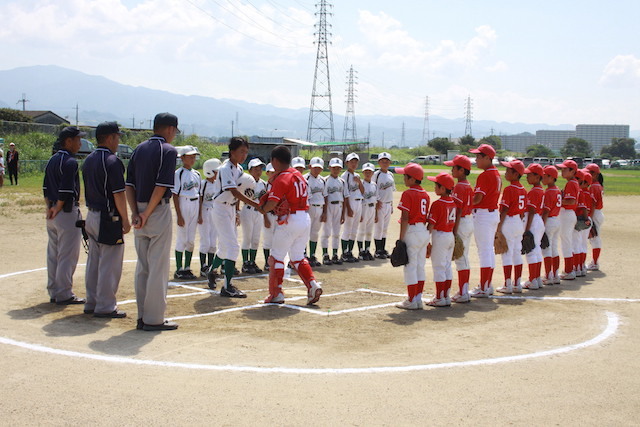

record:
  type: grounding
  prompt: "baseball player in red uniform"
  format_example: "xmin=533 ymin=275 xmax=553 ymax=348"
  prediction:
xmin=573 ymin=170 xmax=593 ymax=277
xmin=585 ymin=163 xmax=604 ymax=270
xmin=496 ymin=160 xmax=527 ymax=294
xmin=425 ymin=172 xmax=456 ymax=307
xmin=445 ymin=155 xmax=474 ymax=303
xmin=394 ymin=163 xmax=430 ymax=310
xmin=469 ymin=144 xmax=502 ymax=297
xmin=260 ymin=146 xmax=322 ymax=305
xmin=556 ymin=159 xmax=580 ymax=280
xmin=261 ymin=163 xmax=277 ymax=272
xmin=522 ymin=163 xmax=545 ymax=290
xmin=541 ymin=165 xmax=562 ymax=285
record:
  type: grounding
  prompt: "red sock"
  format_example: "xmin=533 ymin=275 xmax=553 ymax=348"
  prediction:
xmin=535 ymin=262 xmax=542 ymax=279
xmin=503 ymin=265 xmax=512 ymax=282
xmin=292 ymin=258 xmax=315 ymax=289
xmin=407 ymin=284 xmax=418 ymax=300
xmin=268 ymin=256 xmax=284 ymax=296
xmin=572 ymin=254 xmax=580 ymax=271
xmin=564 ymin=257 xmax=573 ymax=274
xmin=514 ymin=264 xmax=523 ymax=282
xmin=553 ymin=256 xmax=560 ymax=274
xmin=444 ymin=280 xmax=452 ymax=298
xmin=480 ymin=267 xmax=493 ymax=290
xmin=458 ymin=269 xmax=470 ymax=292
xmin=435 ymin=282 xmax=445 ymax=299
xmin=544 ymin=257 xmax=553 ymax=276
xmin=417 ymin=280 xmax=425 ymax=295
xmin=593 ymin=248 xmax=601 ymax=263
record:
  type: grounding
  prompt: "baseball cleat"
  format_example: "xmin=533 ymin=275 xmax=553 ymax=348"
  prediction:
xmin=200 ymin=265 xmax=209 ymax=277
xmin=512 ymin=279 xmax=523 ymax=293
xmin=251 ymin=262 xmax=263 ymax=274
xmin=587 ymin=262 xmax=599 ymax=271
xmin=576 ymin=267 xmax=586 ymax=277
xmin=522 ymin=280 xmax=539 ymax=290
xmin=497 ymin=279 xmax=513 ymax=294
xmin=182 ymin=269 xmax=196 ymax=280
xmin=559 ymin=271 xmax=576 ymax=280
xmin=207 ymin=269 xmax=218 ymax=290
xmin=264 ymin=293 xmax=285 ymax=304
xmin=263 ymin=263 xmax=270 ymax=272
xmin=332 ymin=254 xmax=343 ymax=265
xmin=307 ymin=283 xmax=323 ymax=305
xmin=322 ymin=254 xmax=332 ymax=265
xmin=395 ymin=298 xmax=422 ymax=310
xmin=470 ymin=285 xmax=494 ymax=298
xmin=241 ymin=262 xmax=252 ymax=274
xmin=374 ymin=250 xmax=387 ymax=259
xmin=426 ymin=297 xmax=451 ymax=307
xmin=220 ymin=284 xmax=247 ymax=298
xmin=308 ymin=256 xmax=320 ymax=267
xmin=451 ymin=292 xmax=471 ymax=303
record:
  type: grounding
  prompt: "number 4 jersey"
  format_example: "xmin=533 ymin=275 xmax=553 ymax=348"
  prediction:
xmin=427 ymin=196 xmax=456 ymax=232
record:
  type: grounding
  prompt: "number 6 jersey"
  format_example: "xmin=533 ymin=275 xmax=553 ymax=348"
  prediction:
xmin=397 ymin=185 xmax=430 ymax=225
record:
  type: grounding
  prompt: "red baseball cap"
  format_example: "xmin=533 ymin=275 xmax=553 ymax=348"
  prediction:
xmin=500 ymin=160 xmax=525 ymax=176
xmin=524 ymin=163 xmax=544 ymax=176
xmin=575 ymin=169 xmax=585 ymax=180
xmin=557 ymin=159 xmax=578 ymax=170
xmin=543 ymin=165 xmax=558 ymax=178
xmin=427 ymin=172 xmax=455 ymax=190
xmin=469 ymin=144 xmax=496 ymax=159
xmin=585 ymin=163 xmax=600 ymax=174
xmin=581 ymin=169 xmax=593 ymax=184
xmin=395 ymin=162 xmax=424 ymax=181
xmin=444 ymin=154 xmax=472 ymax=171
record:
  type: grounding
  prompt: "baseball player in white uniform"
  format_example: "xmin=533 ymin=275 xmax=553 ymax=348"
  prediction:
xmin=357 ymin=162 xmax=377 ymax=260
xmin=373 ymin=152 xmax=395 ymax=259
xmin=198 ymin=158 xmax=221 ymax=279
xmin=292 ymin=156 xmax=306 ymax=174
xmin=172 ymin=147 xmax=201 ymax=280
xmin=304 ymin=157 xmax=326 ymax=267
xmin=340 ymin=152 xmax=364 ymax=263
xmin=322 ymin=157 xmax=348 ymax=265
xmin=261 ymin=163 xmax=277 ymax=271
xmin=241 ymin=158 xmax=267 ymax=274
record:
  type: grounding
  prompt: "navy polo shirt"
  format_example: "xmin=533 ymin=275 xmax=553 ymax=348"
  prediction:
xmin=43 ymin=150 xmax=80 ymax=203
xmin=82 ymin=147 xmax=126 ymax=212
xmin=125 ymin=135 xmax=177 ymax=202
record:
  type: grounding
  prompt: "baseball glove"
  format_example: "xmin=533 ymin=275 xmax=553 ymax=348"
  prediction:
xmin=589 ymin=223 xmax=598 ymax=238
xmin=575 ymin=216 xmax=591 ymax=231
xmin=452 ymin=234 xmax=464 ymax=260
xmin=494 ymin=230 xmax=508 ymax=255
xmin=390 ymin=240 xmax=409 ymax=267
xmin=521 ymin=230 xmax=536 ymax=254
xmin=540 ymin=232 xmax=550 ymax=250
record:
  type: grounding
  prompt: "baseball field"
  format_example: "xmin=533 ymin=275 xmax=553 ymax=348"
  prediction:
xmin=1 ymin=170 xmax=639 ymax=425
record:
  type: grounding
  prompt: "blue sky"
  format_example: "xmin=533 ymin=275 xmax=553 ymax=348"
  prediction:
xmin=1 ymin=0 xmax=639 ymax=132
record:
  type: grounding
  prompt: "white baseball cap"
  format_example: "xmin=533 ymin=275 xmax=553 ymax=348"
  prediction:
xmin=248 ymin=158 xmax=265 ymax=169
xmin=362 ymin=162 xmax=375 ymax=171
xmin=291 ymin=156 xmax=305 ymax=169
xmin=265 ymin=163 xmax=275 ymax=172
xmin=203 ymin=158 xmax=222 ymax=177
xmin=377 ymin=152 xmax=391 ymax=161
xmin=345 ymin=152 xmax=359 ymax=162
xmin=177 ymin=145 xmax=199 ymax=157
xmin=309 ymin=157 xmax=324 ymax=169
xmin=329 ymin=157 xmax=343 ymax=168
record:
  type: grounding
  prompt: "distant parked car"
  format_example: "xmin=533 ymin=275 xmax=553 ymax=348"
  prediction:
xmin=410 ymin=155 xmax=440 ymax=165
xmin=77 ymin=138 xmax=95 ymax=158
xmin=117 ymin=144 xmax=134 ymax=160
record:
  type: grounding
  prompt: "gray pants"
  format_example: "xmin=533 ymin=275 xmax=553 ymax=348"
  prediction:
xmin=46 ymin=207 xmax=81 ymax=301
xmin=84 ymin=210 xmax=124 ymax=314
xmin=134 ymin=202 xmax=172 ymax=325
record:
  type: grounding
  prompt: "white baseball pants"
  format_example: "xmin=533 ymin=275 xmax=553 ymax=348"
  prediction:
xmin=241 ymin=205 xmax=263 ymax=250
xmin=501 ymin=215 xmax=524 ymax=267
xmin=212 ymin=202 xmax=240 ymax=261
xmin=199 ymin=206 xmax=218 ymax=254
xmin=403 ymin=223 xmax=429 ymax=285
xmin=542 ymin=216 xmax=561 ymax=258
xmin=322 ymin=202 xmax=342 ymax=250
xmin=472 ymin=209 xmax=500 ymax=268
xmin=175 ymin=197 xmax=199 ymax=252
xmin=308 ymin=205 xmax=324 ymax=242
xmin=524 ymin=212 xmax=544 ymax=264
xmin=454 ymin=216 xmax=474 ymax=271
xmin=589 ymin=209 xmax=604 ymax=249
xmin=431 ymin=230 xmax=454 ymax=282
xmin=357 ymin=203 xmax=376 ymax=242
xmin=374 ymin=202 xmax=393 ymax=239
xmin=342 ymin=199 xmax=362 ymax=241
xmin=559 ymin=209 xmax=577 ymax=258
xmin=271 ymin=212 xmax=310 ymax=265
xmin=262 ymin=214 xmax=277 ymax=250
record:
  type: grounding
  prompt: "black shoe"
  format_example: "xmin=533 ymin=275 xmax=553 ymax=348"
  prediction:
xmin=251 ymin=262 xmax=263 ymax=274
xmin=220 ymin=285 xmax=247 ymax=298
xmin=207 ymin=269 xmax=218 ymax=290
xmin=365 ymin=251 xmax=374 ymax=261
xmin=84 ymin=309 xmax=94 ymax=314
xmin=143 ymin=320 xmax=179 ymax=331
xmin=182 ymin=269 xmax=197 ymax=280
xmin=382 ymin=249 xmax=390 ymax=258
xmin=323 ymin=254 xmax=332 ymax=265
xmin=174 ymin=270 xmax=187 ymax=280
xmin=309 ymin=256 xmax=319 ymax=267
xmin=343 ymin=252 xmax=356 ymax=263
xmin=352 ymin=252 xmax=360 ymax=263
xmin=332 ymin=254 xmax=343 ymax=265
xmin=241 ymin=261 xmax=252 ymax=274
xmin=56 ymin=296 xmax=86 ymax=305
xmin=94 ymin=310 xmax=127 ymax=318
xmin=264 ymin=263 xmax=270 ymax=272
xmin=137 ymin=318 xmax=144 ymax=330
xmin=200 ymin=265 xmax=209 ymax=277
xmin=50 ymin=298 xmax=55 ymax=303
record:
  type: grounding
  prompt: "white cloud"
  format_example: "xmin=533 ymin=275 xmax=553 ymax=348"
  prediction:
xmin=485 ymin=60 xmax=508 ymax=72
xmin=599 ymin=54 xmax=640 ymax=87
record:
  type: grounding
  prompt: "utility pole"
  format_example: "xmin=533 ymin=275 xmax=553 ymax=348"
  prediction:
xmin=16 ymin=93 xmax=29 ymax=111
xmin=464 ymin=95 xmax=473 ymax=136
xmin=306 ymin=0 xmax=335 ymax=142
xmin=235 ymin=112 xmax=239 ymax=135
xmin=74 ymin=103 xmax=79 ymax=127
xmin=367 ymin=123 xmax=371 ymax=143
xmin=342 ymin=65 xmax=358 ymax=142
xmin=401 ymin=122 xmax=406 ymax=147
xmin=422 ymin=96 xmax=430 ymax=144
xmin=231 ymin=120 xmax=234 ymax=137
xmin=131 ymin=115 xmax=135 ymax=129
xmin=382 ymin=132 xmax=385 ymax=148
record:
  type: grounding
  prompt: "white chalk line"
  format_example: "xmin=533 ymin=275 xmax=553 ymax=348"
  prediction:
xmin=0 ymin=311 xmax=619 ymax=374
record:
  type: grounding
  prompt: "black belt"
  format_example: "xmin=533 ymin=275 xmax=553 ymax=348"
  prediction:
xmin=473 ymin=208 xmax=495 ymax=213
xmin=88 ymin=207 xmax=103 ymax=212
xmin=311 ymin=204 xmax=323 ymax=207
xmin=245 ymin=205 xmax=257 ymax=210
xmin=330 ymin=201 xmax=341 ymax=205
xmin=48 ymin=201 xmax=79 ymax=208
xmin=189 ymin=197 xmax=198 ymax=201
xmin=353 ymin=198 xmax=363 ymax=201
xmin=367 ymin=203 xmax=375 ymax=207
xmin=161 ymin=198 xmax=171 ymax=205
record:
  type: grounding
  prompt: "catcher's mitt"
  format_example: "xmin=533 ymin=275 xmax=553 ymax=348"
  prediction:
xmin=521 ymin=230 xmax=536 ymax=254
xmin=540 ymin=232 xmax=550 ymax=250
xmin=494 ymin=230 xmax=508 ymax=255
xmin=575 ymin=216 xmax=591 ymax=231
xmin=589 ymin=223 xmax=598 ymax=238
xmin=390 ymin=240 xmax=409 ymax=267
xmin=452 ymin=234 xmax=464 ymax=260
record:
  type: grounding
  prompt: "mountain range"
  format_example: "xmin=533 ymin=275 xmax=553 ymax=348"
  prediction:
xmin=1 ymin=65 xmax=636 ymax=144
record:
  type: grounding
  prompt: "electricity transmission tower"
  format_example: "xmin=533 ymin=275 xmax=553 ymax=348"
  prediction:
xmin=306 ymin=0 xmax=335 ymax=142
xmin=464 ymin=95 xmax=473 ymax=136
xmin=401 ymin=122 xmax=406 ymax=147
xmin=422 ymin=96 xmax=430 ymax=144
xmin=16 ymin=93 xmax=29 ymax=111
xmin=342 ymin=65 xmax=358 ymax=142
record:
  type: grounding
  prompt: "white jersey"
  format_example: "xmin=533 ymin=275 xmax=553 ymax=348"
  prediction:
xmin=373 ymin=169 xmax=395 ymax=203
xmin=323 ymin=175 xmax=348 ymax=203
xmin=172 ymin=167 xmax=200 ymax=198
xmin=304 ymin=173 xmax=326 ymax=206
xmin=362 ymin=180 xmax=378 ymax=206
xmin=341 ymin=170 xmax=363 ymax=200
xmin=200 ymin=178 xmax=218 ymax=209
xmin=252 ymin=178 xmax=268 ymax=203
xmin=213 ymin=159 xmax=243 ymax=204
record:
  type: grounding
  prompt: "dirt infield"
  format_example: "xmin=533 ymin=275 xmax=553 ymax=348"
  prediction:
xmin=1 ymin=194 xmax=639 ymax=425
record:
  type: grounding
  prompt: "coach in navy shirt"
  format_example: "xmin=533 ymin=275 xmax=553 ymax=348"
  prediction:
xmin=126 ymin=113 xmax=179 ymax=331
xmin=82 ymin=121 xmax=131 ymax=319
xmin=43 ymin=126 xmax=85 ymax=305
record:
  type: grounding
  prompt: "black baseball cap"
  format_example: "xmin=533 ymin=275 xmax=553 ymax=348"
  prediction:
xmin=57 ymin=126 xmax=87 ymax=142
xmin=154 ymin=112 xmax=179 ymax=129
xmin=96 ymin=121 xmax=124 ymax=137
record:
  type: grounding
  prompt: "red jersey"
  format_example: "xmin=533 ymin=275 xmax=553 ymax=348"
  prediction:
xmin=590 ymin=182 xmax=604 ymax=210
xmin=451 ymin=180 xmax=473 ymax=217
xmin=267 ymin=167 xmax=309 ymax=212
xmin=500 ymin=181 xmax=527 ymax=217
xmin=427 ymin=197 xmax=456 ymax=232
xmin=526 ymin=184 xmax=544 ymax=215
xmin=578 ymin=188 xmax=594 ymax=217
xmin=473 ymin=167 xmax=501 ymax=210
xmin=561 ymin=178 xmax=580 ymax=211
xmin=398 ymin=185 xmax=430 ymax=225
xmin=543 ymin=185 xmax=562 ymax=217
